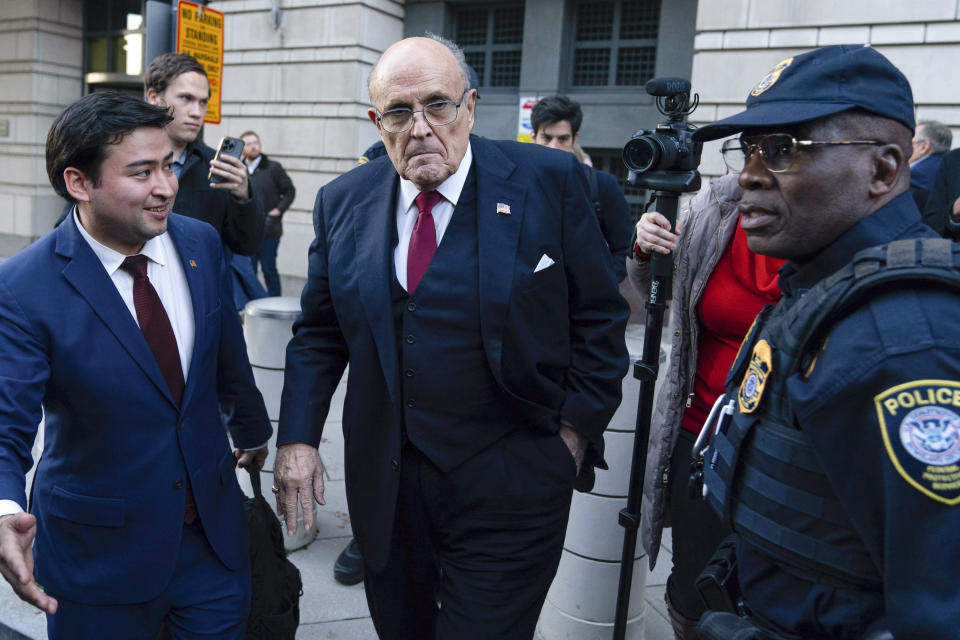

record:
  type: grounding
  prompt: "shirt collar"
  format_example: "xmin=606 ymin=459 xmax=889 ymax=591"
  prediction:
xmin=73 ymin=208 xmax=168 ymax=275
xmin=779 ymin=191 xmax=932 ymax=297
xmin=245 ymin=154 xmax=262 ymax=174
xmin=398 ymin=142 xmax=473 ymax=212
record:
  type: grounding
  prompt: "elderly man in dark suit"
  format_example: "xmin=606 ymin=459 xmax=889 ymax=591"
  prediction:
xmin=0 ymin=92 xmax=271 ymax=638
xmin=274 ymin=35 xmax=628 ymax=639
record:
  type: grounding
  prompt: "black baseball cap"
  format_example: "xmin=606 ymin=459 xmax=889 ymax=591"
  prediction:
xmin=693 ymin=45 xmax=915 ymax=142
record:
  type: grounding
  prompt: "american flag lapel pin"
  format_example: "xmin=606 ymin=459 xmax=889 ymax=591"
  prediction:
xmin=496 ymin=202 xmax=511 ymax=215
xmin=189 ymin=260 xmax=198 ymax=269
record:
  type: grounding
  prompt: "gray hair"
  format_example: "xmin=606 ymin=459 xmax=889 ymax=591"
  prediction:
xmin=916 ymin=120 xmax=953 ymax=154
xmin=367 ymin=34 xmax=471 ymax=105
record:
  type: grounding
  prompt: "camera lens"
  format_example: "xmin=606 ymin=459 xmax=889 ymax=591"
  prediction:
xmin=623 ymin=134 xmax=681 ymax=173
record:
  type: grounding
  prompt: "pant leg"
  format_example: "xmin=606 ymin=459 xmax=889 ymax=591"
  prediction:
xmin=428 ymin=429 xmax=576 ymax=640
xmin=363 ymin=444 xmax=441 ymax=640
xmin=667 ymin=428 xmax=732 ymax=620
xmin=259 ymin=236 xmax=281 ymax=297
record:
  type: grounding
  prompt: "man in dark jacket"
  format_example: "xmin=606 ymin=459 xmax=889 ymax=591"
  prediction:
xmin=531 ymin=95 xmax=633 ymax=282
xmin=144 ymin=53 xmax=264 ymax=256
xmin=241 ymin=131 xmax=296 ymax=296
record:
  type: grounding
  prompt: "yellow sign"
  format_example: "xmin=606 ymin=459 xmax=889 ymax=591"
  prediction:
xmin=176 ymin=1 xmax=224 ymax=124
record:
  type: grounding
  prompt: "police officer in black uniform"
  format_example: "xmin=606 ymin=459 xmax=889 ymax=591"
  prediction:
xmin=690 ymin=45 xmax=960 ymax=639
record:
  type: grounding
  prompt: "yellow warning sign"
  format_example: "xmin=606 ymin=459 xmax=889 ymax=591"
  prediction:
xmin=176 ymin=1 xmax=224 ymax=124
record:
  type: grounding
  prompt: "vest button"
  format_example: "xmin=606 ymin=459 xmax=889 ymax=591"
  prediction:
xmin=405 ymin=369 xmax=415 ymax=378
xmin=391 ymin=458 xmax=399 ymax=470
xmin=406 ymin=334 xmax=415 ymax=344
xmin=173 ymin=479 xmax=184 ymax=489
xmin=407 ymin=301 xmax=417 ymax=312
xmin=407 ymin=398 xmax=416 ymax=407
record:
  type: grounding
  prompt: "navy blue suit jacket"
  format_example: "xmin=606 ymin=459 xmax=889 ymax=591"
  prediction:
xmin=279 ymin=137 xmax=629 ymax=570
xmin=0 ymin=214 xmax=271 ymax=604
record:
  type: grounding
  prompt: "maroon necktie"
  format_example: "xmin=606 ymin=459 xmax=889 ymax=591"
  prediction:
xmin=120 ymin=255 xmax=196 ymax=523
xmin=407 ymin=190 xmax=442 ymax=293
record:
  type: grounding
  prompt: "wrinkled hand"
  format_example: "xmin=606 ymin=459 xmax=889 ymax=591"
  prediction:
xmin=209 ymin=153 xmax=250 ymax=200
xmin=274 ymin=443 xmax=325 ymax=535
xmin=234 ymin=446 xmax=268 ymax=471
xmin=0 ymin=513 xmax=57 ymax=615
xmin=635 ymin=211 xmax=683 ymax=255
xmin=559 ymin=425 xmax=587 ymax=475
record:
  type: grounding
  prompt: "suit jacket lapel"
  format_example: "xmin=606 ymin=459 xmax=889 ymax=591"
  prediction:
xmin=56 ymin=215 xmax=178 ymax=407
xmin=473 ymin=139 xmax=526 ymax=383
xmin=166 ymin=216 xmax=203 ymax=409
xmin=354 ymin=160 xmax=401 ymax=402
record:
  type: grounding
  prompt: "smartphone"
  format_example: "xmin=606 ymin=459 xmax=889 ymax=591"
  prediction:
xmin=208 ymin=136 xmax=245 ymax=183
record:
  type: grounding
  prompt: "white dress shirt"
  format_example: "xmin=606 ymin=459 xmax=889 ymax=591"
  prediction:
xmin=0 ymin=212 xmax=195 ymax=517
xmin=394 ymin=143 xmax=473 ymax=291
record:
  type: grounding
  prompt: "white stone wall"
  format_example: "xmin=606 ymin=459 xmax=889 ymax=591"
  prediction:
xmin=0 ymin=0 xmax=82 ymax=251
xmin=205 ymin=0 xmax=403 ymax=282
xmin=691 ymin=0 xmax=960 ymax=177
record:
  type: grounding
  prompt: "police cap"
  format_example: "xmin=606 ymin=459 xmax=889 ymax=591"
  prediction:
xmin=693 ymin=45 xmax=915 ymax=142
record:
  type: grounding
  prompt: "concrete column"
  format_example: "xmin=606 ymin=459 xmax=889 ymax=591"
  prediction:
xmin=538 ymin=325 xmax=658 ymax=639
xmin=238 ymin=296 xmax=318 ymax=551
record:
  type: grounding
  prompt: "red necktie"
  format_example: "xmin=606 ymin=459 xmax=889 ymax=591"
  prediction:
xmin=120 ymin=255 xmax=196 ymax=523
xmin=407 ymin=190 xmax=442 ymax=293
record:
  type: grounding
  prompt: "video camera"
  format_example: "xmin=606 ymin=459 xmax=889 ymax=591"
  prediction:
xmin=622 ymin=77 xmax=702 ymax=194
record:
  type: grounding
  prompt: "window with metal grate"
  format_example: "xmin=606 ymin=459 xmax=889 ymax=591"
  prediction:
xmin=572 ymin=0 xmax=660 ymax=88
xmin=455 ymin=3 xmax=525 ymax=89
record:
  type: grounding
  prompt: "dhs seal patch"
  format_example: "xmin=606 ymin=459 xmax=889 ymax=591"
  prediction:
xmin=738 ymin=339 xmax=772 ymax=414
xmin=751 ymin=57 xmax=793 ymax=96
xmin=875 ymin=380 xmax=960 ymax=505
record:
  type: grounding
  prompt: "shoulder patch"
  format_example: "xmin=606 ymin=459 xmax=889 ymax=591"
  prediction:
xmin=875 ymin=380 xmax=960 ymax=505
xmin=738 ymin=339 xmax=772 ymax=414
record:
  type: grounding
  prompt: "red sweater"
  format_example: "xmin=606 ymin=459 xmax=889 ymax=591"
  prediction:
xmin=679 ymin=218 xmax=784 ymax=434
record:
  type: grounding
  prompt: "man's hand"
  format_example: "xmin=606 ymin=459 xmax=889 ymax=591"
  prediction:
xmin=234 ymin=446 xmax=268 ymax=471
xmin=635 ymin=211 xmax=683 ymax=255
xmin=558 ymin=425 xmax=587 ymax=475
xmin=268 ymin=208 xmax=282 ymax=217
xmin=209 ymin=154 xmax=250 ymax=200
xmin=274 ymin=443 xmax=325 ymax=535
xmin=0 ymin=513 xmax=57 ymax=615
xmin=951 ymin=195 xmax=960 ymax=220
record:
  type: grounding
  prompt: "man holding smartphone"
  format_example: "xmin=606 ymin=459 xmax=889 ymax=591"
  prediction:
xmin=145 ymin=53 xmax=264 ymax=256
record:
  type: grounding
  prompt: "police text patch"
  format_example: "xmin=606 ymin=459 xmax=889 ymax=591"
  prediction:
xmin=875 ymin=380 xmax=960 ymax=505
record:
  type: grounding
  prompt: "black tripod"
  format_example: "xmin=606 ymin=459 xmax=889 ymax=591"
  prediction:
xmin=612 ymin=170 xmax=700 ymax=638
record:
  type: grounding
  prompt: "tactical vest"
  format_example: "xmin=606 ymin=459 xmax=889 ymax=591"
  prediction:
xmin=702 ymin=238 xmax=960 ymax=588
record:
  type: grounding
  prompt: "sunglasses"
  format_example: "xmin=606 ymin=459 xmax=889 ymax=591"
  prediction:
xmin=721 ymin=133 xmax=886 ymax=173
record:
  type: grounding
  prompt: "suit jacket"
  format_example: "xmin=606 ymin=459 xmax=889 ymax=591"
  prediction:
xmin=175 ymin=138 xmax=265 ymax=255
xmin=0 ymin=214 xmax=272 ymax=605
xmin=924 ymin=148 xmax=960 ymax=238
xmin=279 ymin=137 xmax=629 ymax=570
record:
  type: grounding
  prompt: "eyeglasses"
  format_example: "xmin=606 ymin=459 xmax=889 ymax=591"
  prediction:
xmin=720 ymin=134 xmax=886 ymax=173
xmin=376 ymin=92 xmax=469 ymax=134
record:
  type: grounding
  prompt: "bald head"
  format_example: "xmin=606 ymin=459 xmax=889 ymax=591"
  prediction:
xmin=368 ymin=36 xmax=470 ymax=107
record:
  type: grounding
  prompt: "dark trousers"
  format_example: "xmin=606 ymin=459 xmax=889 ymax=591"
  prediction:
xmin=48 ymin=520 xmax=250 ymax=639
xmin=250 ymin=236 xmax=281 ymax=297
xmin=667 ymin=428 xmax=732 ymax=620
xmin=363 ymin=429 xmax=577 ymax=640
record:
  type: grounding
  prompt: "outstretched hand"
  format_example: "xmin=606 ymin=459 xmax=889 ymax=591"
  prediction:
xmin=0 ymin=513 xmax=57 ymax=614
xmin=274 ymin=443 xmax=325 ymax=535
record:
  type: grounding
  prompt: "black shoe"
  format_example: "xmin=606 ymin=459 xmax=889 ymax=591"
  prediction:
xmin=334 ymin=538 xmax=364 ymax=585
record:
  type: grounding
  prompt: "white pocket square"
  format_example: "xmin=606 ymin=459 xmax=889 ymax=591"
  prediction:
xmin=534 ymin=254 xmax=555 ymax=273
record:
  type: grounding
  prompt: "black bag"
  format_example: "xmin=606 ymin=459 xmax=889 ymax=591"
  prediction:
xmin=696 ymin=533 xmax=741 ymax=614
xmin=244 ymin=467 xmax=303 ymax=639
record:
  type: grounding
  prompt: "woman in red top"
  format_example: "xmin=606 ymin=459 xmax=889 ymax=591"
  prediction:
xmin=629 ymin=172 xmax=784 ymax=639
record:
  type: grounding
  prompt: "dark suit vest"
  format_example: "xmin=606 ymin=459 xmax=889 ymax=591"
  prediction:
xmin=389 ymin=170 xmax=522 ymax=471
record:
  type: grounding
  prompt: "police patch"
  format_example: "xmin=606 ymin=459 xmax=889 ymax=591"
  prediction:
xmin=875 ymin=380 xmax=960 ymax=505
xmin=738 ymin=339 xmax=772 ymax=414
xmin=751 ymin=57 xmax=793 ymax=96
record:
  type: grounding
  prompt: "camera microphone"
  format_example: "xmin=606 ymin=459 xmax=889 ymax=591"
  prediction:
xmin=645 ymin=77 xmax=691 ymax=97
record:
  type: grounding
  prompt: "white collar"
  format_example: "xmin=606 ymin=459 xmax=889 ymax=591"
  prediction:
xmin=73 ymin=208 xmax=168 ymax=275
xmin=398 ymin=142 xmax=473 ymax=211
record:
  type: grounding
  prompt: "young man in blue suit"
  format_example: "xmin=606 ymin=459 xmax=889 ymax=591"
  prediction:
xmin=0 ymin=92 xmax=272 ymax=638
xmin=274 ymin=35 xmax=629 ymax=639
